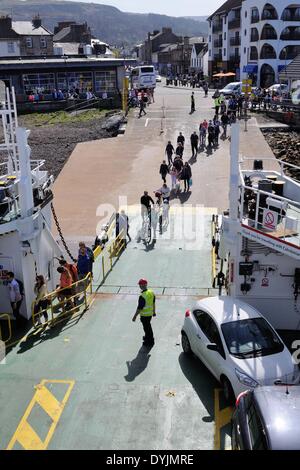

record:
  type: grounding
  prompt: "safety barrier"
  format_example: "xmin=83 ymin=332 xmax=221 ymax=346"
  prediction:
xmin=0 ymin=314 xmax=12 ymax=343
xmin=99 ymin=229 xmax=126 ymax=283
xmin=211 ymin=215 xmax=218 ymax=283
xmin=32 ymin=273 xmax=93 ymax=328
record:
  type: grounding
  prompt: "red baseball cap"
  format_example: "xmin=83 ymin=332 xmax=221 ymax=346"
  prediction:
xmin=138 ymin=279 xmax=148 ymax=286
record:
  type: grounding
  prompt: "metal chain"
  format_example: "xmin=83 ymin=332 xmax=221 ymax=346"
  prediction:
xmin=51 ymin=202 xmax=77 ymax=262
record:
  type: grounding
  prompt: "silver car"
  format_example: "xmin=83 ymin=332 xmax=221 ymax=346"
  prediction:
xmin=232 ymin=385 xmax=300 ymax=449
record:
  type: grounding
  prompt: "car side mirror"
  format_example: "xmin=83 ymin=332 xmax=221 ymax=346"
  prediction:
xmin=207 ymin=343 xmax=219 ymax=353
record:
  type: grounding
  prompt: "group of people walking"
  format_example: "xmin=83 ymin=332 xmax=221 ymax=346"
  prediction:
xmin=163 ymin=133 xmax=193 ymax=193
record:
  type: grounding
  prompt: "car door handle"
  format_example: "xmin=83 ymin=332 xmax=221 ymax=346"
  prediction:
xmin=196 ymin=334 xmax=201 ymax=339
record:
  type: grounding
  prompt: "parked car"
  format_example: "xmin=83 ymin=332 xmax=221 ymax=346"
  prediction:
xmin=219 ymin=82 xmax=242 ymax=97
xmin=232 ymin=385 xmax=300 ymax=449
xmin=266 ymin=84 xmax=288 ymax=95
xmin=181 ymin=296 xmax=299 ymax=403
xmin=156 ymin=75 xmax=162 ymax=82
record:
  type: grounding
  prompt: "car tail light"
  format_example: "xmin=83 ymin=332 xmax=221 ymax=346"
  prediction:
xmin=185 ymin=310 xmax=191 ymax=318
xmin=235 ymin=390 xmax=248 ymax=407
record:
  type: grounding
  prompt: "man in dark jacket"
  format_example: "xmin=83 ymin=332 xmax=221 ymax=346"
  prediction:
xmin=177 ymin=132 xmax=185 ymax=148
xmin=190 ymin=131 xmax=199 ymax=157
xmin=165 ymin=141 xmax=174 ymax=165
xmin=175 ymin=142 xmax=184 ymax=158
xmin=180 ymin=162 xmax=192 ymax=192
xmin=159 ymin=160 xmax=169 ymax=183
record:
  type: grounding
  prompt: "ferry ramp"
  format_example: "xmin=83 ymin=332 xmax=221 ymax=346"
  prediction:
xmin=0 ymin=207 xmax=233 ymax=451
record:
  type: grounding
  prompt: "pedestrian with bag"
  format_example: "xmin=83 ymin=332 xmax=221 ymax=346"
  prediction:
xmin=132 ymin=279 xmax=156 ymax=347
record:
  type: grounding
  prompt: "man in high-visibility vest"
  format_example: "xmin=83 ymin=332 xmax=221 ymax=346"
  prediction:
xmin=132 ymin=279 xmax=156 ymax=347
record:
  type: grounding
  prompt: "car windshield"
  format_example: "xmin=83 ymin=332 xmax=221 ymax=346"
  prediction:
xmin=224 ymin=83 xmax=239 ymax=90
xmin=221 ymin=318 xmax=284 ymax=358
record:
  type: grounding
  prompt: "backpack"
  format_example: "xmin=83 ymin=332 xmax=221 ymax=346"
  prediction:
xmin=16 ymin=279 xmax=24 ymax=297
xmin=87 ymin=247 xmax=95 ymax=263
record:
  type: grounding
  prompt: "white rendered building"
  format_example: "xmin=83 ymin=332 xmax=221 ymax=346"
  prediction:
xmin=208 ymin=0 xmax=300 ymax=86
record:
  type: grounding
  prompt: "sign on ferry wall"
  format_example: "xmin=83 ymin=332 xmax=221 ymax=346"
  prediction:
xmin=262 ymin=209 xmax=278 ymax=231
xmin=241 ymin=225 xmax=300 ymax=260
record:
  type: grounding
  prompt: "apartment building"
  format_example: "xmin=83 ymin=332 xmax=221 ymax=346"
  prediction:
xmin=208 ymin=0 xmax=300 ymax=86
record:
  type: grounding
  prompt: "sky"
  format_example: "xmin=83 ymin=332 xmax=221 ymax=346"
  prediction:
xmin=67 ymin=0 xmax=224 ymax=16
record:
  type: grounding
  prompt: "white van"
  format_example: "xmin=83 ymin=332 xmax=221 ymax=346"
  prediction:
xmin=219 ymin=81 xmax=242 ymax=97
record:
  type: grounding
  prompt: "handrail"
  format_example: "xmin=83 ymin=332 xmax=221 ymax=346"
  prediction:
xmin=65 ymin=97 xmax=100 ymax=114
xmin=0 ymin=314 xmax=12 ymax=343
xmin=32 ymin=273 xmax=93 ymax=328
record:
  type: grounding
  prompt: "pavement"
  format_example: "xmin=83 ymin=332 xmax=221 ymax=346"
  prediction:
xmin=0 ymin=84 xmax=279 ymax=450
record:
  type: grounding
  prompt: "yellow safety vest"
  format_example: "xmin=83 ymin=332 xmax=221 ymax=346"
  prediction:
xmin=140 ymin=289 xmax=155 ymax=317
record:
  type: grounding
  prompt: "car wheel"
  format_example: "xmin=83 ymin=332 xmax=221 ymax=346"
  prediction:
xmin=181 ymin=332 xmax=192 ymax=355
xmin=221 ymin=376 xmax=235 ymax=405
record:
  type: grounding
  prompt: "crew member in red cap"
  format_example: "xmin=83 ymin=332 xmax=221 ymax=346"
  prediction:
xmin=132 ymin=279 xmax=156 ymax=347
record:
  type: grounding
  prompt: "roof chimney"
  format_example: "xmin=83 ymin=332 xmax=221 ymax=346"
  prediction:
xmin=0 ymin=15 xmax=12 ymax=31
xmin=32 ymin=15 xmax=42 ymax=29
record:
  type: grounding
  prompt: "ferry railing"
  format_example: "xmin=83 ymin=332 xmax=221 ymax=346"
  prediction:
xmin=31 ymin=227 xmax=126 ymax=328
xmin=31 ymin=273 xmax=93 ymax=328
xmin=0 ymin=314 xmax=12 ymax=343
xmin=239 ymin=184 xmax=300 ymax=247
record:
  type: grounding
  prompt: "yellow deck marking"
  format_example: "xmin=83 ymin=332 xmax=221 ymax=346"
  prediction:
xmin=214 ymin=388 xmax=234 ymax=450
xmin=7 ymin=379 xmax=75 ymax=450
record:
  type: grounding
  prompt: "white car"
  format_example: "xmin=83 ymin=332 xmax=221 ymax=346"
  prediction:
xmin=219 ymin=82 xmax=242 ymax=96
xmin=156 ymin=75 xmax=162 ymax=82
xmin=181 ymin=296 xmax=299 ymax=402
xmin=267 ymin=84 xmax=288 ymax=95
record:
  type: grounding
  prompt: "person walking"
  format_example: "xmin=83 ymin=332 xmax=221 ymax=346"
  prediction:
xmin=191 ymin=92 xmax=195 ymax=113
xmin=207 ymin=120 xmax=215 ymax=147
xmin=77 ymin=242 xmax=94 ymax=281
xmin=165 ymin=141 xmax=174 ymax=165
xmin=190 ymin=131 xmax=199 ymax=157
xmin=199 ymin=123 xmax=207 ymax=147
xmin=170 ymin=165 xmax=179 ymax=190
xmin=173 ymin=155 xmax=183 ymax=172
xmin=180 ymin=162 xmax=192 ymax=192
xmin=214 ymin=119 xmax=221 ymax=146
xmin=132 ymin=279 xmax=156 ymax=347
xmin=7 ymin=272 xmax=23 ymax=324
xmin=34 ymin=275 xmax=49 ymax=324
xmin=138 ymin=98 xmax=147 ymax=118
xmin=175 ymin=142 xmax=184 ymax=158
xmin=159 ymin=160 xmax=169 ymax=183
xmin=214 ymin=95 xmax=221 ymax=116
xmin=203 ymin=82 xmax=208 ymax=97
xmin=221 ymin=112 xmax=229 ymax=139
xmin=177 ymin=132 xmax=185 ymax=149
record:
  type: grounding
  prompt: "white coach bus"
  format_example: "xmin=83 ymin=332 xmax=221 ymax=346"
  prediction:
xmin=131 ymin=65 xmax=157 ymax=90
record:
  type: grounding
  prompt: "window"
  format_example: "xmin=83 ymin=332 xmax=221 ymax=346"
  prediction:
xmin=244 ymin=47 xmax=246 ymax=54
xmin=193 ymin=310 xmax=225 ymax=358
xmin=209 ymin=35 xmax=211 ymax=42
xmin=250 ymin=46 xmax=258 ymax=60
xmin=25 ymin=37 xmax=33 ymax=48
xmin=247 ymin=403 xmax=268 ymax=450
xmin=40 ymin=37 xmax=47 ymax=48
xmin=22 ymin=73 xmax=55 ymax=93
xmin=221 ymin=318 xmax=283 ymax=358
xmin=224 ymin=32 xmax=226 ymax=40
xmin=209 ymin=50 xmax=211 ymax=57
xmin=224 ymin=48 xmax=226 ymax=55
xmin=7 ymin=42 xmax=15 ymax=53
xmin=245 ymin=29 xmax=247 ymax=36
xmin=57 ymin=71 xmax=93 ymax=93
xmin=245 ymin=10 xmax=247 ymax=18
xmin=95 ymin=70 xmax=116 ymax=92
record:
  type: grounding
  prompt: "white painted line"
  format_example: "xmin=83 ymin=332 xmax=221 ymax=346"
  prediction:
xmin=145 ymin=118 xmax=149 ymax=127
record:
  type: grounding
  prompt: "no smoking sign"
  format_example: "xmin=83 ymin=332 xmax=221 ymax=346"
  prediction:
xmin=263 ymin=209 xmax=278 ymax=230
